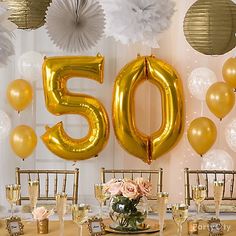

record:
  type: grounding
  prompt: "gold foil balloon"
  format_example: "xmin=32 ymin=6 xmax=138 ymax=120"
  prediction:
xmin=112 ymin=56 xmax=184 ymax=164
xmin=183 ymin=0 xmax=236 ymax=55
xmin=10 ymin=125 xmax=37 ymax=160
xmin=187 ymin=117 xmax=217 ymax=156
xmin=223 ymin=57 xmax=236 ymax=89
xmin=7 ymin=79 xmax=33 ymax=112
xmin=42 ymin=56 xmax=109 ymax=161
xmin=206 ymin=82 xmax=235 ymax=120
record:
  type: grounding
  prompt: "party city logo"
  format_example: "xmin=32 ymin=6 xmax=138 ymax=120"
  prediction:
xmin=192 ymin=223 xmax=231 ymax=233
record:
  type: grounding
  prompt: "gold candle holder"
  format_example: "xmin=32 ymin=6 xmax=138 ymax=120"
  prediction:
xmin=37 ymin=218 xmax=49 ymax=234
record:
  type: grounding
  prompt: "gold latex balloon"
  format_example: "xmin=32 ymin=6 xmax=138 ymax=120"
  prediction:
xmin=187 ymin=117 xmax=217 ymax=156
xmin=183 ymin=0 xmax=236 ymax=55
xmin=41 ymin=56 xmax=109 ymax=161
xmin=112 ymin=56 xmax=184 ymax=164
xmin=206 ymin=82 xmax=235 ymax=120
xmin=223 ymin=57 xmax=236 ymax=89
xmin=7 ymin=79 xmax=33 ymax=112
xmin=10 ymin=125 xmax=37 ymax=160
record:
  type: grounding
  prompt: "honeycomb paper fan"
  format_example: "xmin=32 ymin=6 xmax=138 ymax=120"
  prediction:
xmin=101 ymin=0 xmax=175 ymax=47
xmin=46 ymin=0 xmax=105 ymax=52
xmin=0 ymin=34 xmax=14 ymax=66
xmin=0 ymin=3 xmax=17 ymax=67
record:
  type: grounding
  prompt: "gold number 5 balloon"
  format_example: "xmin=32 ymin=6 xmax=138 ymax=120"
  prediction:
xmin=42 ymin=56 xmax=110 ymax=161
xmin=112 ymin=56 xmax=184 ymax=164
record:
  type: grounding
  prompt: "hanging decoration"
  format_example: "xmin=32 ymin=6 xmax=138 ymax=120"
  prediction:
xmin=206 ymin=82 xmax=235 ymax=120
xmin=2 ymin=0 xmax=51 ymax=30
xmin=183 ymin=0 xmax=236 ymax=55
xmin=7 ymin=79 xmax=33 ymax=112
xmin=187 ymin=117 xmax=217 ymax=157
xmin=112 ymin=56 xmax=184 ymax=164
xmin=223 ymin=57 xmax=236 ymax=90
xmin=18 ymin=51 xmax=44 ymax=82
xmin=0 ymin=110 xmax=11 ymax=140
xmin=10 ymin=125 xmax=37 ymax=160
xmin=46 ymin=0 xmax=105 ymax=52
xmin=0 ymin=2 xmax=17 ymax=66
xmin=101 ymin=0 xmax=175 ymax=47
xmin=187 ymin=67 xmax=217 ymax=101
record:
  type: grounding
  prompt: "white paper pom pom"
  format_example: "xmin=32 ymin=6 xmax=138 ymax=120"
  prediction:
xmin=46 ymin=0 xmax=105 ymax=52
xmin=101 ymin=0 xmax=175 ymax=47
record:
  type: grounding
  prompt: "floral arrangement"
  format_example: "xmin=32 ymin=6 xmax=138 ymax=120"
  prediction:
xmin=105 ymin=178 xmax=151 ymax=231
xmin=32 ymin=207 xmax=54 ymax=221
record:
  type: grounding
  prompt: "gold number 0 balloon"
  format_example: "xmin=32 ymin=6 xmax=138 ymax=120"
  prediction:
xmin=41 ymin=56 xmax=110 ymax=161
xmin=113 ymin=56 xmax=184 ymax=164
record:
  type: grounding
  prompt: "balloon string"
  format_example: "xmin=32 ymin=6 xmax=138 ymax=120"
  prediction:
xmin=200 ymin=101 xmax=204 ymax=117
xmin=218 ymin=119 xmax=222 ymax=148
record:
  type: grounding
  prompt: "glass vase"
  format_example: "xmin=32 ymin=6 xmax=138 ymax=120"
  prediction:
xmin=109 ymin=195 xmax=148 ymax=232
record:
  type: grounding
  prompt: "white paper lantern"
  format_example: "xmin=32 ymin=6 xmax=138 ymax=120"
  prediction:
xmin=201 ymin=149 xmax=234 ymax=182
xmin=0 ymin=110 xmax=11 ymax=140
xmin=18 ymin=51 xmax=44 ymax=82
xmin=225 ymin=119 xmax=236 ymax=152
xmin=188 ymin=67 xmax=217 ymax=101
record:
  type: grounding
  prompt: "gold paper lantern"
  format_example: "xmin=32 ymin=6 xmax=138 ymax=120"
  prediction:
xmin=2 ymin=0 xmax=51 ymax=30
xmin=183 ymin=0 xmax=236 ymax=55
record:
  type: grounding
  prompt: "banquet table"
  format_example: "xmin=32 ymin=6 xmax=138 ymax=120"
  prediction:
xmin=0 ymin=218 xmax=236 ymax=235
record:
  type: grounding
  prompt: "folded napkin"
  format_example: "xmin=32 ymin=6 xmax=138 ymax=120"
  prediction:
xmin=201 ymin=203 xmax=236 ymax=213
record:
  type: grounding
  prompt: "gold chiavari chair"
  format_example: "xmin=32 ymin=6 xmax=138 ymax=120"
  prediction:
xmin=100 ymin=168 xmax=163 ymax=200
xmin=184 ymin=168 xmax=236 ymax=206
xmin=15 ymin=168 xmax=79 ymax=205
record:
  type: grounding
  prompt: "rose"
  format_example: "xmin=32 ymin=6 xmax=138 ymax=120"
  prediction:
xmin=104 ymin=178 xmax=116 ymax=192
xmin=32 ymin=206 xmax=54 ymax=221
xmin=121 ymin=179 xmax=139 ymax=200
xmin=135 ymin=177 xmax=152 ymax=196
xmin=108 ymin=181 xmax=123 ymax=196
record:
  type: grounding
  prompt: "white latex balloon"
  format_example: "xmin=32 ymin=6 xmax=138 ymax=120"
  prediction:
xmin=188 ymin=67 xmax=217 ymax=101
xmin=0 ymin=110 xmax=11 ymax=140
xmin=225 ymin=119 xmax=236 ymax=152
xmin=18 ymin=51 xmax=44 ymax=81
xmin=201 ymin=149 xmax=234 ymax=182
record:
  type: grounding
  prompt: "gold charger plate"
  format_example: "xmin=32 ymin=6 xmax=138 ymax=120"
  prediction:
xmin=105 ymin=224 xmax=164 ymax=234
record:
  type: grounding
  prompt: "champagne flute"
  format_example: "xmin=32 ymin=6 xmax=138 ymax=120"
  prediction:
xmin=28 ymin=180 xmax=39 ymax=211
xmin=172 ymin=203 xmax=188 ymax=236
xmin=213 ymin=181 xmax=224 ymax=219
xmin=192 ymin=185 xmax=206 ymax=218
xmin=94 ymin=184 xmax=109 ymax=218
xmin=72 ymin=204 xmax=89 ymax=236
xmin=157 ymin=192 xmax=169 ymax=236
xmin=56 ymin=193 xmax=67 ymax=236
xmin=5 ymin=184 xmax=21 ymax=217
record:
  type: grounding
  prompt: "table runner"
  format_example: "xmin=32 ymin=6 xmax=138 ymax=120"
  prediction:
xmin=0 ymin=219 xmax=235 ymax=235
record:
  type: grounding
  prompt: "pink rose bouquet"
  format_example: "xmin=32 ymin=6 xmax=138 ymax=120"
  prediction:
xmin=106 ymin=177 xmax=151 ymax=231
xmin=105 ymin=177 xmax=151 ymax=199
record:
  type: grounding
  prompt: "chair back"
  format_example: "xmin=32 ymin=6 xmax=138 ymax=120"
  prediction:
xmin=15 ymin=168 xmax=79 ymax=205
xmin=100 ymin=168 xmax=163 ymax=200
xmin=184 ymin=168 xmax=236 ymax=205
